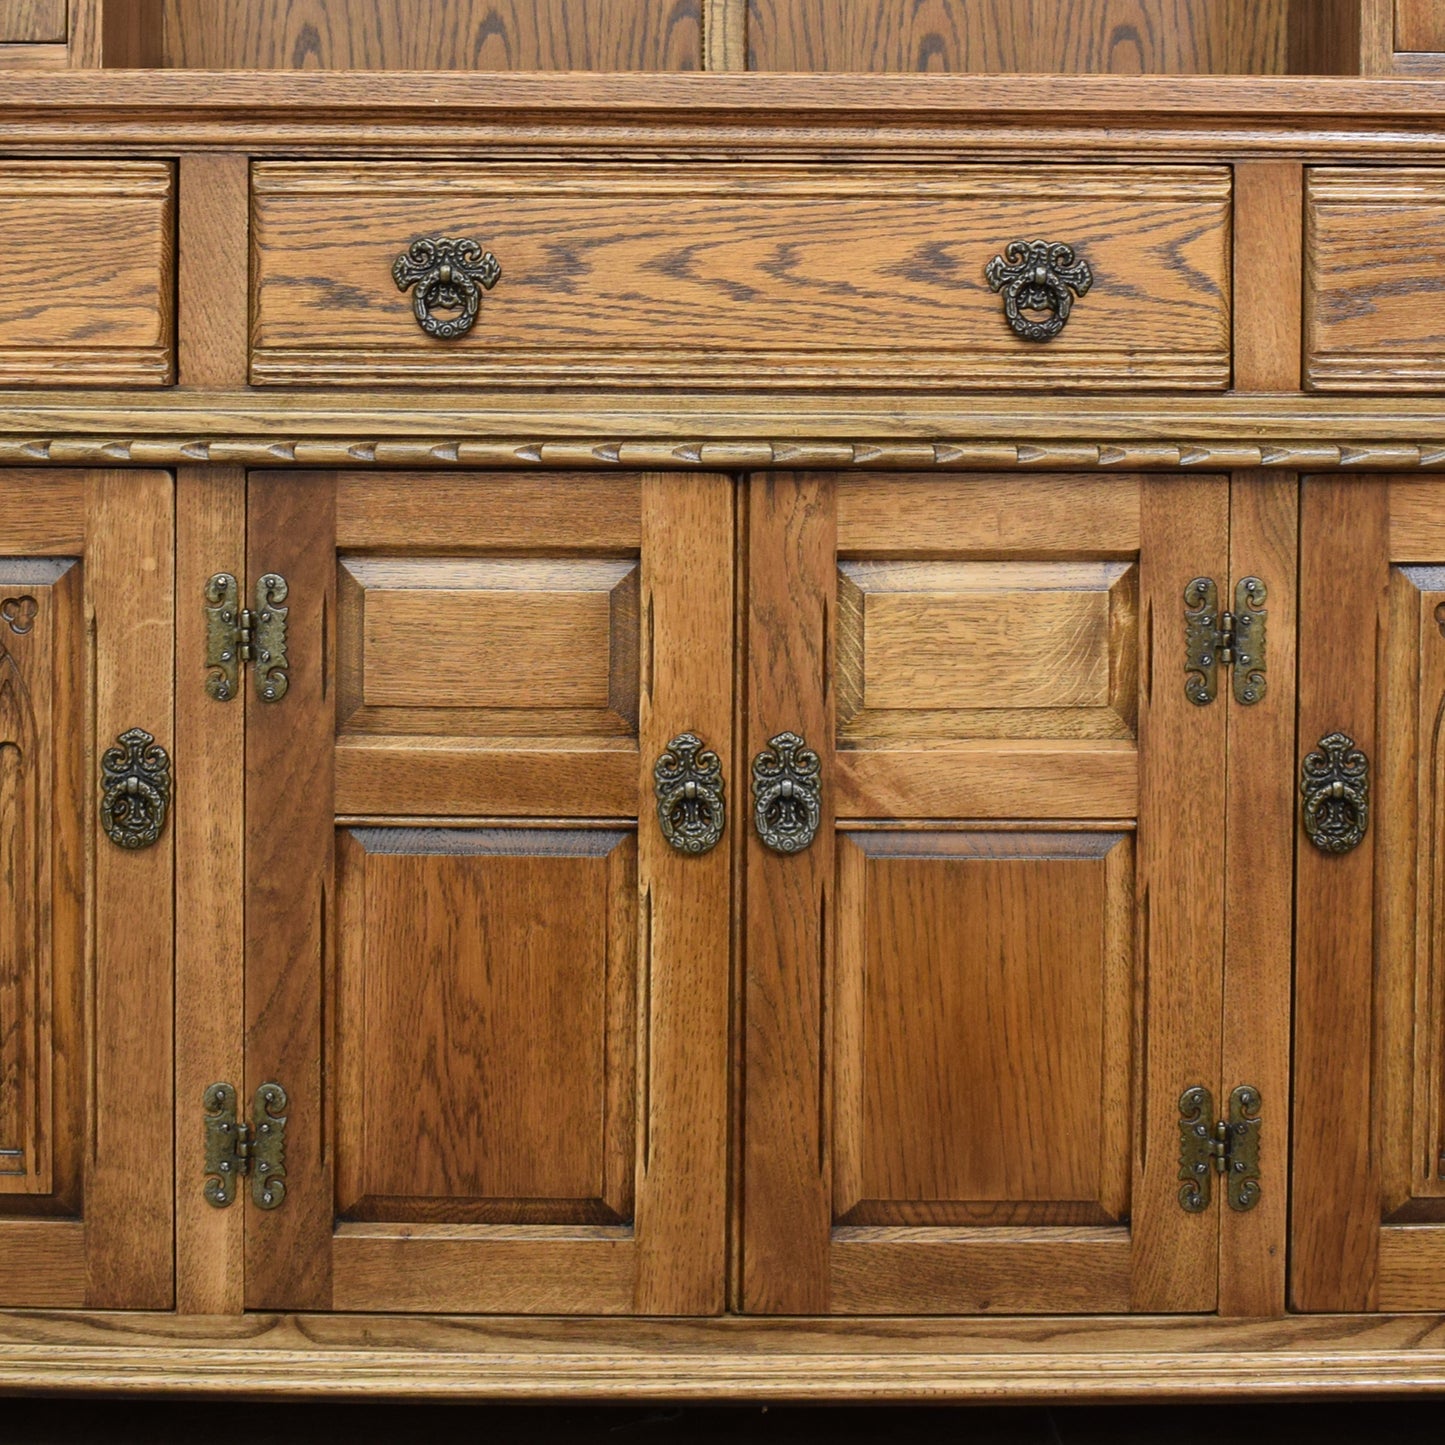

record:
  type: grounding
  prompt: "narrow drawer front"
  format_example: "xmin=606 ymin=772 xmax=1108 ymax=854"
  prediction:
xmin=0 ymin=162 xmax=175 ymax=386
xmin=1307 ymin=167 xmax=1445 ymax=391
xmin=251 ymin=162 xmax=1232 ymax=390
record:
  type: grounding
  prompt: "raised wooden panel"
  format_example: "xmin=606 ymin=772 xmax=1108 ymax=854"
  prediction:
xmin=747 ymin=0 xmax=1291 ymax=73
xmin=335 ymin=827 xmax=636 ymax=1225
xmin=0 ymin=163 xmax=173 ymax=386
xmin=162 ymin=0 xmax=702 ymax=70
xmin=837 ymin=561 xmax=1138 ymax=742
xmin=0 ymin=2 xmax=67 ymax=43
xmin=337 ymin=557 xmax=639 ymax=737
xmin=1306 ymin=168 xmax=1445 ymax=391
xmin=251 ymin=163 xmax=1232 ymax=391
xmin=833 ymin=831 xmax=1133 ymax=1228
xmin=1396 ymin=0 xmax=1445 ymax=50
xmin=0 ymin=559 xmax=76 ymax=1201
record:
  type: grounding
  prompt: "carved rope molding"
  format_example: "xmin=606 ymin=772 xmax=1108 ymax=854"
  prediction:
xmin=5 ymin=437 xmax=1445 ymax=470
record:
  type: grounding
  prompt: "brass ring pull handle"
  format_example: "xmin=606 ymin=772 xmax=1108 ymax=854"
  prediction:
xmin=1301 ymin=731 xmax=1369 ymax=854
xmin=99 ymin=727 xmax=171 ymax=850
xmin=653 ymin=732 xmax=725 ymax=855
xmin=392 ymin=236 xmax=501 ymax=340
xmin=985 ymin=239 xmax=1093 ymax=343
xmin=752 ymin=731 xmax=821 ymax=855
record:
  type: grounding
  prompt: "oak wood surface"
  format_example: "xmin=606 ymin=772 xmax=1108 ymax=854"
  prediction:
xmin=250 ymin=162 xmax=1232 ymax=391
xmin=0 ymin=1 xmax=66 ymax=43
xmin=1217 ymin=470 xmax=1296 ymax=1318
xmin=173 ymin=466 xmax=244 ymax=1315
xmin=1232 ymin=162 xmax=1303 ymax=391
xmin=177 ymin=154 xmax=248 ymax=388
xmin=1306 ymin=168 xmax=1445 ymax=391
xmin=0 ymin=162 xmax=173 ymax=386
xmin=1291 ymin=477 xmax=1389 ymax=1312
xmin=1396 ymin=0 xmax=1445 ymax=49
xmin=84 ymin=468 xmax=174 ymax=1309
xmin=748 ymin=0 xmax=1292 ymax=74
xmin=162 ymin=0 xmax=702 ymax=71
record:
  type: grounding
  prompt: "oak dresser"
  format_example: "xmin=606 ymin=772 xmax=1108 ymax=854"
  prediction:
xmin=2 ymin=0 xmax=1445 ymax=1402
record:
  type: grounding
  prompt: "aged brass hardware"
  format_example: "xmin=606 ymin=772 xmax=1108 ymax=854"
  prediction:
xmin=204 ymin=572 xmax=289 ymax=703
xmin=985 ymin=239 xmax=1093 ymax=342
xmin=1301 ymin=731 xmax=1370 ymax=854
xmin=1178 ymin=1084 xmax=1263 ymax=1214
xmin=393 ymin=236 xmax=501 ymax=340
xmin=203 ymin=1081 xmax=288 ymax=1211
xmin=1184 ymin=576 xmax=1268 ymax=706
xmin=654 ymin=732 xmax=725 ymax=855
xmin=752 ymin=731 xmax=822 ymax=854
xmin=99 ymin=728 xmax=170 ymax=850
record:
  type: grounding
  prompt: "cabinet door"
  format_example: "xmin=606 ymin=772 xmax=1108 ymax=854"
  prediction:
xmin=1294 ymin=475 xmax=1445 ymax=1311
xmin=242 ymin=470 xmax=732 ymax=1314
xmin=741 ymin=471 xmax=1238 ymax=1314
xmin=0 ymin=468 xmax=174 ymax=1308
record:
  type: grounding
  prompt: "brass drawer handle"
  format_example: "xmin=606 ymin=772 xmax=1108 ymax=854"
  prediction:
xmin=1301 ymin=731 xmax=1369 ymax=854
xmin=99 ymin=727 xmax=170 ymax=850
xmin=392 ymin=236 xmax=501 ymax=340
xmin=654 ymin=732 xmax=725 ymax=855
xmin=985 ymin=239 xmax=1093 ymax=343
xmin=752 ymin=731 xmax=821 ymax=855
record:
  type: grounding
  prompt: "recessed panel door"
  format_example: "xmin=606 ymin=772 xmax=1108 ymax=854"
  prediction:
xmin=243 ymin=470 xmax=732 ymax=1314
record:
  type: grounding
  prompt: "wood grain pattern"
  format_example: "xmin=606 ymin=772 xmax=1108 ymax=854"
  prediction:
xmin=832 ymin=832 xmax=1133 ymax=1229
xmin=1217 ymin=470 xmax=1296 ymax=1317
xmin=747 ymin=0 xmax=1291 ymax=73
xmin=742 ymin=472 xmax=834 ymax=1313
xmin=1307 ymin=168 xmax=1445 ymax=391
xmin=163 ymin=0 xmax=702 ymax=71
xmin=1233 ymin=162 xmax=1303 ymax=390
xmin=173 ymin=466 xmax=244 ymax=1315
xmin=1291 ymin=476 xmax=1388 ymax=1312
xmin=334 ymin=828 xmax=636 ymax=1223
xmin=1128 ymin=474 xmax=1227 ymax=1314
xmin=84 ymin=469 xmax=174 ymax=1309
xmin=177 ymin=154 xmax=248 ymax=388
xmin=1378 ymin=1224 xmax=1445 ymax=1307
xmin=0 ymin=162 xmax=172 ymax=385
xmin=0 ymin=1220 xmax=84 ymax=1305
xmin=250 ymin=163 xmax=1232 ymax=391
xmin=1396 ymin=0 xmax=1445 ymax=49
xmin=245 ymin=470 xmax=337 ymax=1312
xmin=704 ymin=0 xmax=747 ymax=67
xmin=0 ymin=1 xmax=67 ymax=43
xmin=0 ymin=1309 xmax=1436 ymax=1397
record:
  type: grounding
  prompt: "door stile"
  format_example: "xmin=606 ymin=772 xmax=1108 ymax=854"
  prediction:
xmin=244 ymin=470 xmax=337 ymax=1310
xmin=174 ymin=465 xmax=246 ymax=1314
xmin=1129 ymin=476 xmax=1229 ymax=1313
xmin=741 ymin=471 xmax=835 ymax=1314
xmin=1219 ymin=470 xmax=1297 ymax=1317
xmin=1291 ymin=477 xmax=1388 ymax=1311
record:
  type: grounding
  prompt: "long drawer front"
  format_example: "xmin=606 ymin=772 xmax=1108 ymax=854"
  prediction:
xmin=250 ymin=161 xmax=1233 ymax=390
xmin=0 ymin=161 xmax=175 ymax=385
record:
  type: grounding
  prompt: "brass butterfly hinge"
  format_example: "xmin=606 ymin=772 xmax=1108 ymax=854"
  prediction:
xmin=1184 ymin=576 xmax=1267 ymax=706
xmin=203 ymin=1081 xmax=288 ymax=1211
xmin=204 ymin=573 xmax=289 ymax=703
xmin=1177 ymin=1084 xmax=1262 ymax=1214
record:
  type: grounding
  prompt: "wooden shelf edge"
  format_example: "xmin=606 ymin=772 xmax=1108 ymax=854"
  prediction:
xmin=0 ymin=1312 xmax=1442 ymax=1399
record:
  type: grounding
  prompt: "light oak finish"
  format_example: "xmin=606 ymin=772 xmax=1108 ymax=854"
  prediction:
xmin=177 ymin=154 xmax=248 ymax=388
xmin=1396 ymin=0 xmax=1445 ymax=50
xmin=162 ymin=0 xmax=702 ymax=70
xmin=1307 ymin=167 xmax=1445 ymax=391
xmin=250 ymin=162 xmax=1232 ymax=391
xmin=0 ymin=1 xmax=67 ymax=43
xmin=748 ymin=0 xmax=1295 ymax=73
xmin=1233 ymin=163 xmax=1304 ymax=391
xmin=0 ymin=162 xmax=173 ymax=386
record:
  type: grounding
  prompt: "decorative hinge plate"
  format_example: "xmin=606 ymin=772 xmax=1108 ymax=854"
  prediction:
xmin=1178 ymin=1084 xmax=1262 ymax=1214
xmin=203 ymin=1081 xmax=288 ymax=1211
xmin=1184 ymin=576 xmax=1267 ymax=707
xmin=204 ymin=572 xmax=289 ymax=703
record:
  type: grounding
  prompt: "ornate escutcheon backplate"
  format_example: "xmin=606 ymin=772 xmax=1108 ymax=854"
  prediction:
xmin=392 ymin=235 xmax=501 ymax=340
xmin=99 ymin=727 xmax=171 ymax=850
xmin=653 ymin=732 xmax=725 ymax=855
xmin=752 ymin=730 xmax=822 ymax=854
xmin=1301 ymin=731 xmax=1370 ymax=853
xmin=984 ymin=238 xmax=1094 ymax=342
